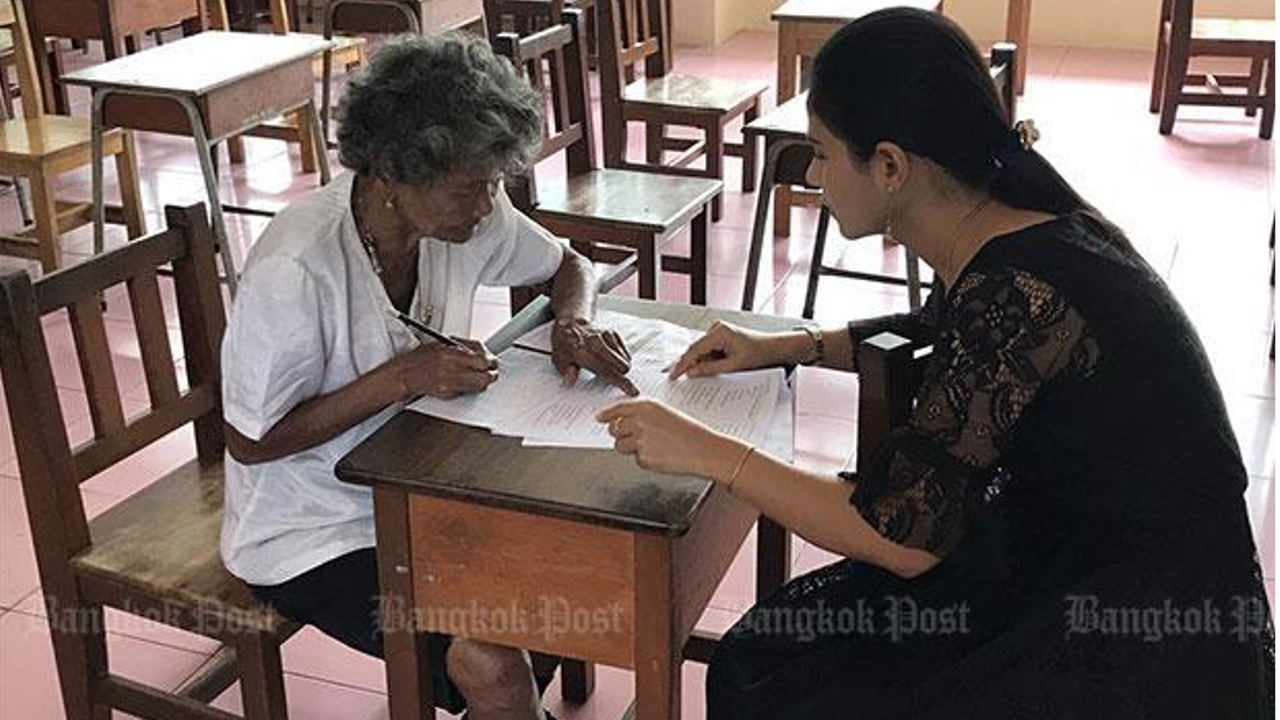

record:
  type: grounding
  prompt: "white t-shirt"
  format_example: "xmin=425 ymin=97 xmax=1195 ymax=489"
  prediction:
xmin=220 ymin=172 xmax=564 ymax=586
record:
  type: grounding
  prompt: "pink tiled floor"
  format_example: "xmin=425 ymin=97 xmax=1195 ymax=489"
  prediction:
xmin=0 ymin=27 xmax=1274 ymax=720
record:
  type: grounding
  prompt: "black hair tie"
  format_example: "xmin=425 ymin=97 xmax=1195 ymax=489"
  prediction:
xmin=992 ymin=119 xmax=1040 ymax=171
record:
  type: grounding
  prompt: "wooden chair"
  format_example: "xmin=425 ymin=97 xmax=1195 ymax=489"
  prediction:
xmin=0 ymin=26 xmax=33 ymax=226
xmin=596 ymin=0 xmax=766 ymax=222
xmin=485 ymin=0 xmax=563 ymax=40
xmin=494 ymin=9 xmax=722 ymax=308
xmin=0 ymin=203 xmax=300 ymax=720
xmin=483 ymin=0 xmax=598 ymax=67
xmin=1150 ymin=0 xmax=1274 ymax=139
xmin=0 ymin=0 xmax=143 ymax=274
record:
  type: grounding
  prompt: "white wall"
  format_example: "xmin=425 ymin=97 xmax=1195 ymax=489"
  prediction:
xmin=674 ymin=0 xmax=1276 ymax=50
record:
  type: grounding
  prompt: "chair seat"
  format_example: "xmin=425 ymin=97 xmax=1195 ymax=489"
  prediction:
xmin=534 ymin=168 xmax=722 ymax=233
xmin=623 ymin=73 xmax=766 ymax=115
xmin=1192 ymin=18 xmax=1274 ymax=46
xmin=0 ymin=116 xmax=123 ymax=166
xmin=72 ymin=458 xmax=287 ymax=634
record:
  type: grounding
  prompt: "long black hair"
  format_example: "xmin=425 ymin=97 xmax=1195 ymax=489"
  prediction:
xmin=808 ymin=7 xmax=1125 ymax=242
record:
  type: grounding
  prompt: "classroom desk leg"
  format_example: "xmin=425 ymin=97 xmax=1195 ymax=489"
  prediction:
xmin=634 ymin=534 xmax=681 ymax=720
xmin=375 ymin=487 xmax=436 ymax=720
xmin=756 ymin=517 xmax=791 ymax=600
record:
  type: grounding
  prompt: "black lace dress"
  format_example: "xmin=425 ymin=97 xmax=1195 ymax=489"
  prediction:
xmin=707 ymin=212 xmax=1274 ymax=720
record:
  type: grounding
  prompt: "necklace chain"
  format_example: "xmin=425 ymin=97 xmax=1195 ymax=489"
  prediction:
xmin=353 ymin=183 xmax=384 ymax=277
xmin=352 ymin=178 xmax=433 ymax=326
xmin=945 ymin=196 xmax=996 ymax=283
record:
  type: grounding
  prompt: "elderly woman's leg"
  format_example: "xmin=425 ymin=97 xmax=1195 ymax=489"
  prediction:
xmin=446 ymin=639 xmax=544 ymax=720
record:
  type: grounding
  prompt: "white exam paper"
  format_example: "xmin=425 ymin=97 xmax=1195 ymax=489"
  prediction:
xmin=511 ymin=365 xmax=783 ymax=449
xmin=407 ymin=311 xmax=786 ymax=450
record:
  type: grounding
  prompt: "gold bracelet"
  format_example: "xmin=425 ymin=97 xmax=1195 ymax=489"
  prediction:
xmin=796 ymin=325 xmax=824 ymax=365
xmin=724 ymin=445 xmax=756 ymax=493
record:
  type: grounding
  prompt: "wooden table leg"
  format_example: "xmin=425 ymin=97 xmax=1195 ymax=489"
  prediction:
xmin=637 ymin=236 xmax=659 ymax=300
xmin=772 ymin=186 xmax=794 ymax=237
xmin=689 ymin=205 xmax=708 ymax=306
xmin=634 ymin=534 xmax=680 ymax=720
xmin=114 ymin=131 xmax=146 ymax=239
xmin=1006 ymin=0 xmax=1031 ymax=95
xmin=776 ymin=22 xmax=797 ymax=106
xmin=772 ymin=23 xmax=799 ymax=238
xmin=740 ymin=134 xmax=779 ymax=311
xmin=374 ymin=487 xmax=436 ymax=720
xmin=560 ymin=659 xmax=596 ymax=703
xmin=755 ymin=517 xmax=790 ymax=600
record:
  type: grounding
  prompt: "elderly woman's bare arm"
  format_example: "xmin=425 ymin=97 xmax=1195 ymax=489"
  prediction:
xmin=547 ymin=246 xmax=596 ymax=322
xmin=226 ymin=343 xmax=498 ymax=465
xmin=540 ymin=247 xmax=639 ymax=395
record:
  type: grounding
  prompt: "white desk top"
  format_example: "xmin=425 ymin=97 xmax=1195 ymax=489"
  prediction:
xmin=772 ymin=0 xmax=940 ymax=24
xmin=62 ymin=31 xmax=333 ymax=97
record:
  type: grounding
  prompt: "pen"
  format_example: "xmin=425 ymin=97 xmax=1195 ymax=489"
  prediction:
xmin=387 ymin=310 xmax=467 ymax=350
xmin=512 ymin=342 xmax=553 ymax=357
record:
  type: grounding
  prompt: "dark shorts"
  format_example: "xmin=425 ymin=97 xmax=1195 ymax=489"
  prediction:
xmin=249 ymin=548 xmax=467 ymax=714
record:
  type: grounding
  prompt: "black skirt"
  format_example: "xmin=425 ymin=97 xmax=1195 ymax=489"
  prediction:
xmin=708 ymin=500 xmax=1273 ymax=720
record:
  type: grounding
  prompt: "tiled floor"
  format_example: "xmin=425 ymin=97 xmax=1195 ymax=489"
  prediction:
xmin=0 ymin=27 xmax=1274 ymax=720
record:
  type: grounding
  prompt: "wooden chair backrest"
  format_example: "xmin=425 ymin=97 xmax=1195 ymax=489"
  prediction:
xmin=483 ymin=0 xmax=564 ymax=47
xmin=853 ymin=43 xmax=1018 ymax=472
xmin=492 ymin=9 xmax=594 ymax=209
xmin=327 ymin=0 xmax=424 ymax=34
xmin=0 ymin=0 xmax=46 ymax=119
xmin=596 ymin=0 xmax=667 ymax=90
xmin=0 ymin=204 xmax=226 ymax=591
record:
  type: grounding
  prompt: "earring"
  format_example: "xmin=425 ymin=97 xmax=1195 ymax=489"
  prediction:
xmin=383 ymin=194 xmax=395 ymax=210
xmin=883 ymin=188 xmax=896 ymax=241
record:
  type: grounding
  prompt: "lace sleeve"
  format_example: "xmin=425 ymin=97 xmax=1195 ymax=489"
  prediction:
xmin=848 ymin=269 xmax=1099 ymax=558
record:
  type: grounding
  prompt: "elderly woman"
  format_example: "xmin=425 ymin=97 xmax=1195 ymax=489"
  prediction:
xmin=219 ymin=32 xmax=633 ymax=720
xmin=599 ymin=8 xmax=1273 ymax=719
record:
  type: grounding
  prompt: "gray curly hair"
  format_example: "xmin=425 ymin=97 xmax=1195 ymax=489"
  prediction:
xmin=335 ymin=31 xmax=543 ymax=187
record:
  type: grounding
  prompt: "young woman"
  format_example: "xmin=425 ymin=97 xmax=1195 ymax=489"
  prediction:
xmin=598 ymin=9 xmax=1273 ymax=719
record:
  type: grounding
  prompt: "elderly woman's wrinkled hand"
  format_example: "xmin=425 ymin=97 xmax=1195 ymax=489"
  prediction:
xmin=551 ymin=318 xmax=639 ymax=396
xmin=391 ymin=340 xmax=498 ymax=400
